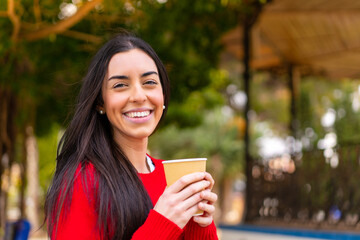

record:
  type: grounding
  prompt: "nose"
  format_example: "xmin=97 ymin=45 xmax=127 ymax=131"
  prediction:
xmin=129 ymin=83 xmax=147 ymax=103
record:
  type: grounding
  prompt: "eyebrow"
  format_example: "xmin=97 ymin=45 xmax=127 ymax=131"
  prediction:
xmin=108 ymin=71 xmax=158 ymax=81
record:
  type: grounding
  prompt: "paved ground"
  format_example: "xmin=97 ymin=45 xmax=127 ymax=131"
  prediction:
xmin=29 ymin=229 xmax=331 ymax=240
xmin=29 ymin=230 xmax=325 ymax=240
xmin=29 ymin=231 xmax=325 ymax=240
xmin=219 ymin=229 xmax=326 ymax=240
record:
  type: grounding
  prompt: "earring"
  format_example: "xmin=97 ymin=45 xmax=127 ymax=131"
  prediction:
xmin=163 ymin=105 xmax=166 ymax=110
xmin=99 ymin=110 xmax=104 ymax=114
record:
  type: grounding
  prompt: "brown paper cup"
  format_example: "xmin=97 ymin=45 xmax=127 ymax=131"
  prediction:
xmin=162 ymin=158 xmax=207 ymax=216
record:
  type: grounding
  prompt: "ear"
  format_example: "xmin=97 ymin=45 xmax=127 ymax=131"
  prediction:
xmin=96 ymin=95 xmax=105 ymax=114
xmin=96 ymin=106 xmax=105 ymax=114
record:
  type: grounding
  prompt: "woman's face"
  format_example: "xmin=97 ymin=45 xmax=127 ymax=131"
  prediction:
xmin=101 ymin=49 xmax=164 ymax=144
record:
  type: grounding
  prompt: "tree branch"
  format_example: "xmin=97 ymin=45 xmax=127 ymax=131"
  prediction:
xmin=61 ymin=30 xmax=103 ymax=44
xmin=21 ymin=22 xmax=102 ymax=44
xmin=21 ymin=0 xmax=103 ymax=41
xmin=0 ymin=11 xmax=8 ymax=17
xmin=7 ymin=0 xmax=21 ymax=41
xmin=33 ymin=0 xmax=41 ymax=25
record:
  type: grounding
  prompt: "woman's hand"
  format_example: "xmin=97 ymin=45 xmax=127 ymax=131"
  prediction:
xmin=193 ymin=173 xmax=218 ymax=227
xmin=154 ymin=172 xmax=214 ymax=229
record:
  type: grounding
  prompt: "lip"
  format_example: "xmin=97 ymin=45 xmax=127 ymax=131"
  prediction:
xmin=123 ymin=107 xmax=153 ymax=115
xmin=123 ymin=108 xmax=154 ymax=123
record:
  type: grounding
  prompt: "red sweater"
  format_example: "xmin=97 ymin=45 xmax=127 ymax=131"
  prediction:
xmin=54 ymin=156 xmax=218 ymax=240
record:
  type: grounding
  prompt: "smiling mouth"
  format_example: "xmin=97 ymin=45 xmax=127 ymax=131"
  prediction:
xmin=124 ymin=110 xmax=151 ymax=118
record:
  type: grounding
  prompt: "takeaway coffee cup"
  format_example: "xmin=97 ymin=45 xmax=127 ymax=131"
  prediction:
xmin=162 ymin=158 xmax=207 ymax=215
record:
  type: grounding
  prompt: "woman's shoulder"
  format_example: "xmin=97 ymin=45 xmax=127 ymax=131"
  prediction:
xmin=74 ymin=162 xmax=98 ymax=194
xmin=75 ymin=162 xmax=97 ymax=180
xmin=76 ymin=161 xmax=96 ymax=174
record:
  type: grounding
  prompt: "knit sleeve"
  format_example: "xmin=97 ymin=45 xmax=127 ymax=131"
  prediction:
xmin=54 ymin=164 xmax=182 ymax=240
xmin=131 ymin=210 xmax=183 ymax=239
xmin=181 ymin=219 xmax=219 ymax=240
xmin=54 ymin=185 xmax=183 ymax=240
xmin=54 ymin=167 xmax=100 ymax=240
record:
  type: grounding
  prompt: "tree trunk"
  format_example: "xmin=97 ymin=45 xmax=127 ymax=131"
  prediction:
xmin=25 ymin=126 xmax=40 ymax=230
xmin=0 ymin=88 xmax=17 ymax=230
xmin=19 ymin=127 xmax=27 ymax=218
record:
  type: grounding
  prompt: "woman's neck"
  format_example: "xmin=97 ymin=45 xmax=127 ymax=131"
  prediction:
xmin=116 ymin=137 xmax=149 ymax=173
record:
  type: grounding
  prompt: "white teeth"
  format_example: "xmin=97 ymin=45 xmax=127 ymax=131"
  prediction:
xmin=125 ymin=111 xmax=150 ymax=118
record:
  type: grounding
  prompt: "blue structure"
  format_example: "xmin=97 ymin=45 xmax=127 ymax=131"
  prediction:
xmin=219 ymin=224 xmax=360 ymax=240
xmin=4 ymin=219 xmax=31 ymax=240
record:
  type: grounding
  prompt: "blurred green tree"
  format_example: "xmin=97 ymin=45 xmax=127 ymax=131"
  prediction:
xmin=149 ymin=107 xmax=244 ymax=222
xmin=1 ymin=0 xmax=268 ymax=229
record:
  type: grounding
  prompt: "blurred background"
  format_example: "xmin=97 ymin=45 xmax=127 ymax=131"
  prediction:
xmin=2 ymin=0 xmax=360 ymax=239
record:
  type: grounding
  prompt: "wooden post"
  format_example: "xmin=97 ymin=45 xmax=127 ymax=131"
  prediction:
xmin=288 ymin=64 xmax=300 ymax=140
xmin=242 ymin=1 xmax=269 ymax=222
xmin=243 ymin=17 xmax=254 ymax=222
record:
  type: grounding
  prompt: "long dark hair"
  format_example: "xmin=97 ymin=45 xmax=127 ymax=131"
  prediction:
xmin=45 ymin=33 xmax=170 ymax=239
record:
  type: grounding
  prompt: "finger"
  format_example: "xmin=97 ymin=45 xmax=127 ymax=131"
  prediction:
xmin=184 ymin=199 xmax=203 ymax=216
xmin=193 ymin=215 xmax=213 ymax=227
xmin=175 ymin=187 xmax=217 ymax=214
xmin=204 ymin=172 xmax=215 ymax=190
xmin=198 ymin=201 xmax=215 ymax=215
xmin=176 ymin=180 xmax=210 ymax=204
xmin=169 ymin=172 xmax=206 ymax=193
xmin=154 ymin=190 xmax=202 ymax=228
xmin=179 ymin=192 xmax=216 ymax=219
xmin=200 ymin=190 xmax=218 ymax=204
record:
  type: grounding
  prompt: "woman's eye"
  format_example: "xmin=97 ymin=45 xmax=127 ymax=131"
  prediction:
xmin=114 ymin=83 xmax=127 ymax=88
xmin=144 ymin=80 xmax=158 ymax=85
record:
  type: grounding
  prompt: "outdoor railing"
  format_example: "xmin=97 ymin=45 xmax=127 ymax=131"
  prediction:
xmin=249 ymin=143 xmax=360 ymax=230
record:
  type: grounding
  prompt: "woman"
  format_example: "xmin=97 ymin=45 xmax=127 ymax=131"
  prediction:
xmin=44 ymin=33 xmax=218 ymax=240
